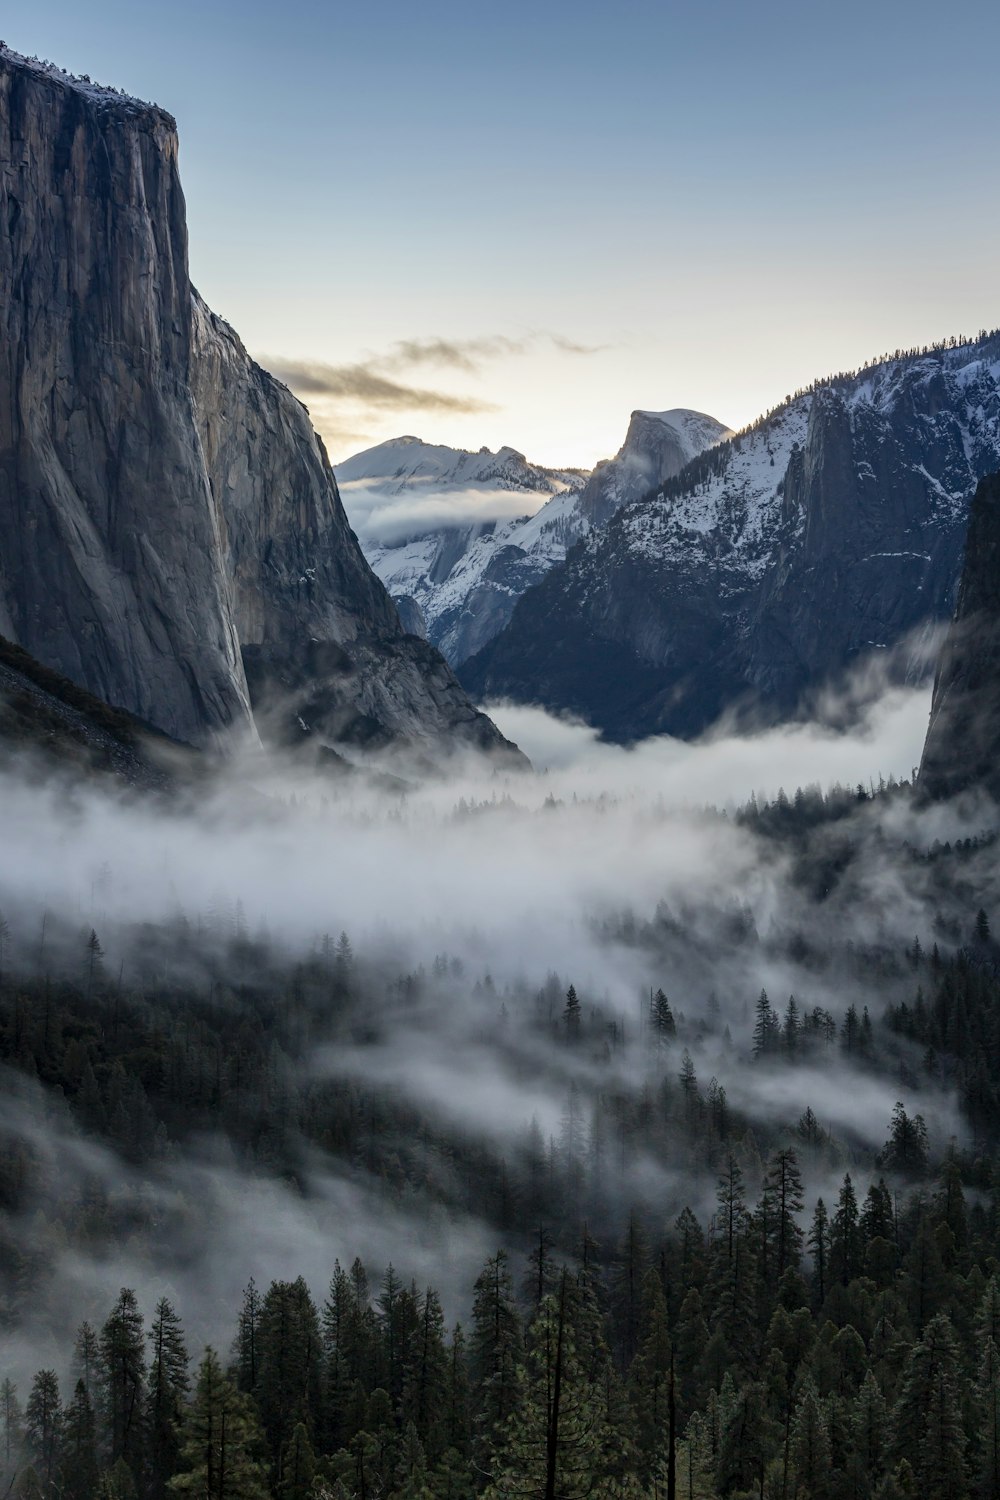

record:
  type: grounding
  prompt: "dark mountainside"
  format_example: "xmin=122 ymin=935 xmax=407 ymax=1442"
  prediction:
xmin=920 ymin=470 xmax=1000 ymax=800
xmin=0 ymin=47 xmax=515 ymax=761
xmin=0 ymin=634 xmax=193 ymax=787
xmin=462 ymin=334 xmax=1000 ymax=741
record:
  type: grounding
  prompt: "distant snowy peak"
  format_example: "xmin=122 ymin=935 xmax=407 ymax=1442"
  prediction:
xmin=337 ymin=435 xmax=586 ymax=514
xmin=336 ymin=408 xmax=729 ymax=668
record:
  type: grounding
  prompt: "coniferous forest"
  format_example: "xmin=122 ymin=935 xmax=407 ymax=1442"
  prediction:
xmin=2 ymin=763 xmax=1000 ymax=1500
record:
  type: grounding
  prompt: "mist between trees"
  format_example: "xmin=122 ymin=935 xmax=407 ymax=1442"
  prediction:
xmin=1 ymin=682 xmax=1000 ymax=1496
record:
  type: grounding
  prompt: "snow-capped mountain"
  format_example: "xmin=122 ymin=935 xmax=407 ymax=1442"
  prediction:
xmin=337 ymin=411 xmax=731 ymax=665
xmin=462 ymin=333 xmax=1000 ymax=741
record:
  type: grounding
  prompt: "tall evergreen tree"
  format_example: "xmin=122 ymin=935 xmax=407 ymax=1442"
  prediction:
xmin=98 ymin=1289 xmax=146 ymax=1478
xmin=256 ymin=1278 xmax=322 ymax=1476
xmin=169 ymin=1348 xmax=268 ymax=1500
xmin=484 ymin=1274 xmax=607 ymax=1500
xmin=888 ymin=1312 xmax=967 ymax=1499
xmin=61 ymin=1380 xmax=99 ymax=1500
xmin=470 ymin=1252 xmax=523 ymax=1471
xmin=146 ymin=1298 xmax=189 ymax=1500
xmin=25 ymin=1371 xmax=62 ymax=1496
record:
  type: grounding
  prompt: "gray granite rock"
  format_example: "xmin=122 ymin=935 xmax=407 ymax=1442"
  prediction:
xmin=0 ymin=47 xmax=518 ymax=762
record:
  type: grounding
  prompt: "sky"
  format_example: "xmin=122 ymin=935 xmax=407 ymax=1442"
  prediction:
xmin=7 ymin=0 xmax=1000 ymax=467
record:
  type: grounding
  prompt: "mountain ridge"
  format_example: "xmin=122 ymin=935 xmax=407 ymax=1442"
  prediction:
xmin=461 ymin=332 xmax=1000 ymax=739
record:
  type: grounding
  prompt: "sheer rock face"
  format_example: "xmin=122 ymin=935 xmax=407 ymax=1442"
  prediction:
xmin=462 ymin=338 xmax=1000 ymax=742
xmin=0 ymin=48 xmax=516 ymax=760
xmin=919 ymin=472 xmax=1000 ymax=801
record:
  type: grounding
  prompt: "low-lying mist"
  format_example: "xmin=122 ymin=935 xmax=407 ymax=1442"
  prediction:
xmin=1 ymin=672 xmax=997 ymax=1385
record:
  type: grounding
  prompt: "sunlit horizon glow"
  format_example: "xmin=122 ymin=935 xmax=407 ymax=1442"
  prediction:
xmin=6 ymin=0 xmax=1000 ymax=469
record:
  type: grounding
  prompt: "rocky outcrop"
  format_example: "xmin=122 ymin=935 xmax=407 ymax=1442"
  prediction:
xmin=919 ymin=472 xmax=1000 ymax=801
xmin=574 ymin=409 xmax=732 ymax=528
xmin=0 ymin=46 xmax=517 ymax=761
xmin=462 ymin=338 xmax=1000 ymax=741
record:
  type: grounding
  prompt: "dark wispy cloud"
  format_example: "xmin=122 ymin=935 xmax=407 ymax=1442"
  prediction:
xmin=385 ymin=335 xmax=530 ymax=372
xmin=260 ymin=330 xmax=607 ymax=422
xmin=384 ymin=331 xmax=608 ymax=372
xmin=261 ymin=358 xmax=496 ymax=415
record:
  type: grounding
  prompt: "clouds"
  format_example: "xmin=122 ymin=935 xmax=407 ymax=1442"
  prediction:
xmin=341 ymin=480 xmax=545 ymax=547
xmin=258 ymin=330 xmax=608 ymax=458
xmin=261 ymin=357 xmax=494 ymax=415
xmin=486 ymin=684 xmax=934 ymax=808
xmin=384 ymin=332 xmax=608 ymax=373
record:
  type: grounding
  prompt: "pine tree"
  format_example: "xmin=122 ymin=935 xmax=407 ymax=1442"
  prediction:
xmin=74 ymin=1323 xmax=101 ymax=1400
xmin=888 ymin=1312 xmax=967 ymax=1498
xmin=978 ymin=1337 xmax=1000 ymax=1500
xmin=470 ymin=1251 xmax=523 ymax=1469
xmin=715 ymin=1379 xmax=778 ymax=1498
xmin=444 ymin=1323 xmax=472 ymax=1461
xmin=783 ymin=995 xmax=800 ymax=1057
xmin=169 ymin=1348 xmax=268 ymax=1500
xmin=808 ymin=1198 xmax=830 ymax=1306
xmin=401 ymin=1288 xmax=450 ymax=1464
xmin=394 ymin=1423 xmax=435 ymax=1500
xmin=847 ymin=1368 xmax=887 ymax=1498
xmin=25 ymin=1370 xmax=62 ymax=1495
xmin=673 ymin=1408 xmax=714 ymax=1500
xmin=628 ymin=1270 xmax=673 ymax=1485
xmin=610 ymin=1216 xmax=649 ymax=1368
xmin=278 ymin=1421 xmax=316 ymax=1500
xmin=523 ymin=1229 xmax=559 ymax=1313
xmin=789 ymin=1377 xmax=830 ymax=1499
xmin=1 ymin=1378 xmax=23 ymax=1473
xmin=881 ymin=1102 xmax=929 ymax=1178
xmin=651 ymin=989 xmax=676 ymax=1048
xmin=257 ymin=1277 xmax=322 ymax=1473
xmin=759 ymin=1148 xmax=804 ymax=1280
xmin=233 ymin=1280 xmax=263 ymax=1394
xmin=321 ymin=1264 xmax=355 ymax=1451
xmin=714 ymin=1156 xmax=749 ymax=1265
xmin=61 ymin=1380 xmax=99 ymax=1500
xmin=85 ymin=928 xmax=104 ymax=997
xmin=829 ymin=1174 xmax=862 ymax=1287
xmin=98 ymin=1289 xmax=145 ymax=1482
xmin=673 ymin=1289 xmax=709 ymax=1421
xmin=563 ymin=986 xmax=581 ymax=1042
xmin=752 ymin=990 xmax=778 ymax=1058
xmin=146 ymin=1298 xmax=189 ymax=1500
xmin=484 ymin=1274 xmax=605 ymax=1500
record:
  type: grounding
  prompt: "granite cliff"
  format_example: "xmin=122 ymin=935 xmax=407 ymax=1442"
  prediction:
xmin=0 ymin=46 xmax=515 ymax=760
xmin=919 ymin=471 xmax=1000 ymax=801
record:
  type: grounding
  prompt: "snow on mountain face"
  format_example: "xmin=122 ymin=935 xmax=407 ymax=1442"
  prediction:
xmin=461 ymin=335 xmax=1000 ymax=742
xmin=337 ymin=412 xmax=730 ymax=666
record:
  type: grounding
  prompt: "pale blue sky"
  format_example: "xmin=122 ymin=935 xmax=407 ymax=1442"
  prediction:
xmin=8 ymin=0 xmax=999 ymax=465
